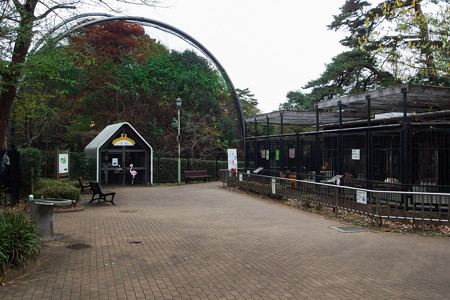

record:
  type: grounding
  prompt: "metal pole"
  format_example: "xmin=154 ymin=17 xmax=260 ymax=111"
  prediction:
xmin=338 ymin=101 xmax=343 ymax=176
xmin=280 ymin=112 xmax=284 ymax=172
xmin=178 ymin=108 xmax=181 ymax=185
xmin=366 ymin=95 xmax=372 ymax=187
xmin=315 ymin=105 xmax=320 ymax=182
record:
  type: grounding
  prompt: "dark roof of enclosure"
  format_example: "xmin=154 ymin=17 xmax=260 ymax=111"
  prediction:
xmin=317 ymin=84 xmax=450 ymax=113
xmin=246 ymin=84 xmax=450 ymax=126
xmin=246 ymin=110 xmax=360 ymax=125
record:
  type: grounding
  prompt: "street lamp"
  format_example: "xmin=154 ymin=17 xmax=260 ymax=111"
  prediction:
xmin=176 ymin=98 xmax=182 ymax=185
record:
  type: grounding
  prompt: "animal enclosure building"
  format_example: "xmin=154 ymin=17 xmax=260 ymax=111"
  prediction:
xmin=245 ymin=84 xmax=450 ymax=194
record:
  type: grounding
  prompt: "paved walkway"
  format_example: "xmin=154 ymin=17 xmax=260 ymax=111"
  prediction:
xmin=2 ymin=182 xmax=449 ymax=299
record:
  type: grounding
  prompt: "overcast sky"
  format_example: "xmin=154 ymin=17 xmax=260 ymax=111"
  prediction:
xmin=127 ymin=0 xmax=349 ymax=113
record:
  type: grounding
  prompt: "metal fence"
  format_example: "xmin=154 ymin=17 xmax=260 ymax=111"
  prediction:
xmin=42 ymin=152 xmax=234 ymax=184
xmin=0 ymin=149 xmax=20 ymax=207
xmin=220 ymin=170 xmax=450 ymax=224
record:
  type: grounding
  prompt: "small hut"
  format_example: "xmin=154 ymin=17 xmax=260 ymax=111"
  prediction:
xmin=85 ymin=122 xmax=153 ymax=185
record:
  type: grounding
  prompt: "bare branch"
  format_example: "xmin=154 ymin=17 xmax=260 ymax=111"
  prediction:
xmin=36 ymin=4 xmax=76 ymax=21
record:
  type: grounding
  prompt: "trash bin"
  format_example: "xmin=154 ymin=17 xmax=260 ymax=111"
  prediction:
xmin=30 ymin=198 xmax=73 ymax=241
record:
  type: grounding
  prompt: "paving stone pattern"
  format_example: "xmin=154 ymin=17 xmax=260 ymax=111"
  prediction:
xmin=2 ymin=182 xmax=449 ymax=299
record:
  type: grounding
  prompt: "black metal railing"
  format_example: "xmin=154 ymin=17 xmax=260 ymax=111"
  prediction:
xmin=0 ymin=149 xmax=20 ymax=207
xmin=220 ymin=170 xmax=449 ymax=223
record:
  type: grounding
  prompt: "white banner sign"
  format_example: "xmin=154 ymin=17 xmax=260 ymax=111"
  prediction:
xmin=58 ymin=154 xmax=69 ymax=174
xmin=272 ymin=178 xmax=276 ymax=194
xmin=227 ymin=149 xmax=238 ymax=171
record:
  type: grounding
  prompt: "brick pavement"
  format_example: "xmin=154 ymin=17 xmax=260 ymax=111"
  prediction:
xmin=2 ymin=182 xmax=449 ymax=299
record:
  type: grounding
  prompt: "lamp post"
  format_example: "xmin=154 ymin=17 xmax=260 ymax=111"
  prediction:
xmin=176 ymin=98 xmax=182 ymax=185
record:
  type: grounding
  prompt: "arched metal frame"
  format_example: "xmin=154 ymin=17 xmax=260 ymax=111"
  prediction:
xmin=34 ymin=15 xmax=246 ymax=153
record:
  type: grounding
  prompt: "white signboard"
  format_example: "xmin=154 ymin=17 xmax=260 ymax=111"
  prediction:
xmin=58 ymin=153 xmax=69 ymax=174
xmin=227 ymin=149 xmax=238 ymax=171
xmin=112 ymin=158 xmax=119 ymax=167
xmin=356 ymin=190 xmax=367 ymax=204
xmin=352 ymin=149 xmax=361 ymax=160
xmin=271 ymin=178 xmax=276 ymax=194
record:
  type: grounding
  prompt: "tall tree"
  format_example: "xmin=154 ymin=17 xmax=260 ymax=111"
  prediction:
xmin=236 ymin=88 xmax=260 ymax=117
xmin=12 ymin=46 xmax=82 ymax=147
xmin=279 ymin=90 xmax=313 ymax=111
xmin=355 ymin=0 xmax=449 ymax=84
xmin=304 ymin=0 xmax=449 ymax=101
xmin=0 ymin=0 xmax=161 ymax=149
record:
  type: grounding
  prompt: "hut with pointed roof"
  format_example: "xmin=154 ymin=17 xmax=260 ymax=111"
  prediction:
xmin=85 ymin=122 xmax=153 ymax=185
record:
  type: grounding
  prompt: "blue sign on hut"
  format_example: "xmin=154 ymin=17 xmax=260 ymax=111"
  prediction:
xmin=84 ymin=122 xmax=153 ymax=186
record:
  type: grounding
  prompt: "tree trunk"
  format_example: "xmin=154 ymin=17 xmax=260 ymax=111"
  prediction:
xmin=414 ymin=2 xmax=436 ymax=83
xmin=0 ymin=0 xmax=38 ymax=150
xmin=0 ymin=89 xmax=15 ymax=149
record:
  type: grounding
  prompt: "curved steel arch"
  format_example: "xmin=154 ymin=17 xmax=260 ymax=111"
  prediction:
xmin=40 ymin=15 xmax=246 ymax=151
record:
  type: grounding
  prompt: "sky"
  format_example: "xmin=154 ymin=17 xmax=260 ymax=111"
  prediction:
xmin=126 ymin=0 xmax=349 ymax=113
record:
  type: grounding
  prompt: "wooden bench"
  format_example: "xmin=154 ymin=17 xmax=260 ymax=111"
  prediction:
xmin=184 ymin=170 xmax=211 ymax=183
xmin=78 ymin=176 xmax=90 ymax=192
xmin=89 ymin=181 xmax=116 ymax=205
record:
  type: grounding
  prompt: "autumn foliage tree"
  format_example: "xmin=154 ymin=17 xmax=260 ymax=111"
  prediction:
xmin=0 ymin=0 xmax=161 ymax=150
xmin=70 ymin=22 xmax=146 ymax=62
xmin=12 ymin=20 xmax=241 ymax=156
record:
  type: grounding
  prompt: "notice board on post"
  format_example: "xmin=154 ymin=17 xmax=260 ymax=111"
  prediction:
xmin=227 ymin=149 xmax=238 ymax=171
xmin=56 ymin=149 xmax=70 ymax=180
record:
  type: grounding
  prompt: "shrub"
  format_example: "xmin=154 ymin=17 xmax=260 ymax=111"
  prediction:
xmin=0 ymin=211 xmax=41 ymax=282
xmin=18 ymin=147 xmax=43 ymax=194
xmin=34 ymin=178 xmax=81 ymax=204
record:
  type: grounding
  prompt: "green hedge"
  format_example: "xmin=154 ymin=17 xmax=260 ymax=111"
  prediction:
xmin=0 ymin=212 xmax=41 ymax=282
xmin=154 ymin=157 xmax=180 ymax=183
xmin=34 ymin=178 xmax=81 ymax=204
xmin=153 ymin=157 xmax=242 ymax=183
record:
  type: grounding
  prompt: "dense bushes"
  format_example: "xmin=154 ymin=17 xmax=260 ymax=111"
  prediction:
xmin=34 ymin=178 xmax=81 ymax=204
xmin=0 ymin=211 xmax=41 ymax=282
